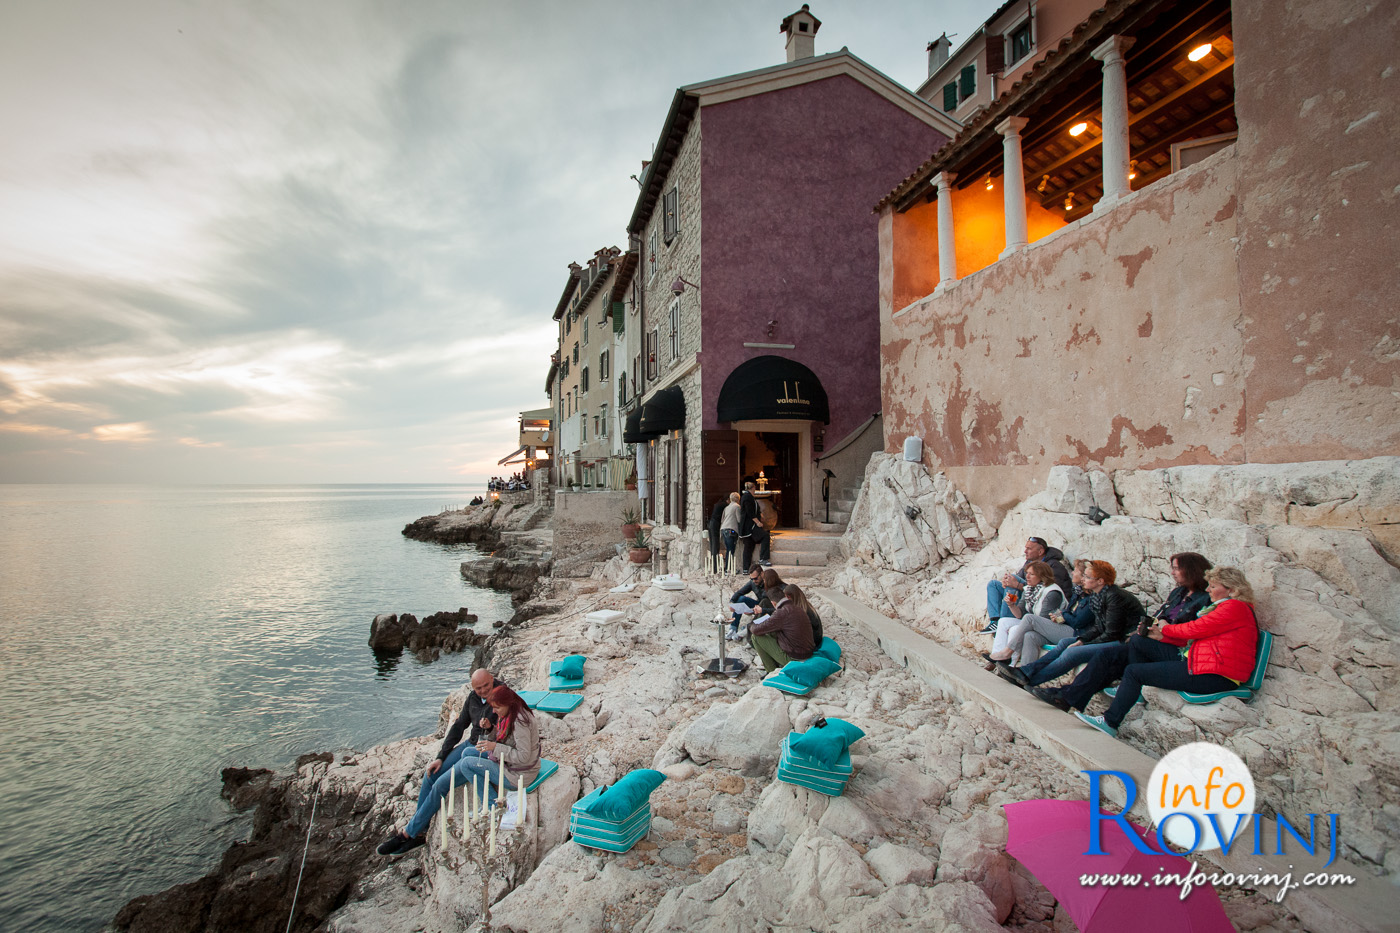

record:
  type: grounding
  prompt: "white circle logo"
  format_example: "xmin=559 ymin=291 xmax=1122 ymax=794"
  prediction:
xmin=1147 ymin=741 xmax=1255 ymax=852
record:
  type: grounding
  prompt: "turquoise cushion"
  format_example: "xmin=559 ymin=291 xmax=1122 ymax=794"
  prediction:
xmin=558 ymin=655 xmax=586 ymax=680
xmin=812 ymin=638 xmax=842 ymax=664
xmin=581 ymin=768 xmax=667 ymax=820
xmin=781 ymin=656 xmax=841 ymax=688
xmin=789 ymin=717 xmax=865 ymax=765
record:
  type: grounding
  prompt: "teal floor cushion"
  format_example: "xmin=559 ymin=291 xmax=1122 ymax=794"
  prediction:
xmin=535 ymin=692 xmax=584 ymax=714
xmin=763 ymin=655 xmax=840 ymax=696
xmin=570 ymin=790 xmax=652 ymax=852
xmin=811 ymin=637 xmax=842 ymax=665
xmin=517 ymin=690 xmax=550 ymax=708
xmin=548 ymin=658 xmax=586 ymax=691
xmin=776 ymin=734 xmax=854 ymax=797
xmin=525 ymin=759 xmax=559 ymax=794
xmin=1179 ymin=630 xmax=1274 ymax=704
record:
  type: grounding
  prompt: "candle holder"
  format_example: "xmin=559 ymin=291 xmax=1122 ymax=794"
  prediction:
xmin=699 ymin=554 xmax=747 ymax=678
xmin=435 ymin=775 xmax=530 ymax=931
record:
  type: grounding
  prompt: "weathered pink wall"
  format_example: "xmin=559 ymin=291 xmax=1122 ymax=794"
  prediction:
xmin=880 ymin=0 xmax=1400 ymax=517
xmin=700 ymin=75 xmax=949 ymax=446
xmin=882 ymin=149 xmax=1248 ymax=513
xmin=1231 ymin=0 xmax=1400 ymax=463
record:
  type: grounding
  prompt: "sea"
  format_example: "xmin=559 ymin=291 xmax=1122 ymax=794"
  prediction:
xmin=0 ymin=484 xmax=514 ymax=933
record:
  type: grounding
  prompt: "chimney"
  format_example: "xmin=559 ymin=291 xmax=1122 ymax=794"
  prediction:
xmin=927 ymin=33 xmax=952 ymax=77
xmin=780 ymin=4 xmax=822 ymax=63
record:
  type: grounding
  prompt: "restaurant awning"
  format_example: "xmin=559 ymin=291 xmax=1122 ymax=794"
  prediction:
xmin=623 ymin=408 xmax=662 ymax=444
xmin=497 ymin=445 xmax=529 ymax=465
xmin=639 ymin=385 xmax=686 ymax=435
xmin=717 ymin=356 xmax=830 ymax=424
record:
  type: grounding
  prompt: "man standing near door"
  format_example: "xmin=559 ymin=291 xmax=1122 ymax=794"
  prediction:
xmin=739 ymin=481 xmax=771 ymax=572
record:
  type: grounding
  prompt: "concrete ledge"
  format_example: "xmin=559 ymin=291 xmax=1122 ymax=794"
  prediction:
xmin=814 ymin=587 xmax=1398 ymax=933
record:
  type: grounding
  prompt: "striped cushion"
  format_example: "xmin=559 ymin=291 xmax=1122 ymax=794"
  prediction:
xmin=762 ymin=671 xmax=814 ymax=696
xmin=570 ymin=788 xmax=652 ymax=852
xmin=776 ymin=734 xmax=853 ymax=797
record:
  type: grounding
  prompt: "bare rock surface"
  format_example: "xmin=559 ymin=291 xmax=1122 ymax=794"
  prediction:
xmin=834 ymin=452 xmax=1400 ymax=883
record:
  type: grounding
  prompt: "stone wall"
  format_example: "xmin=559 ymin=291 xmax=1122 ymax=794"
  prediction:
xmin=551 ymin=489 xmax=640 ymax=576
xmin=834 ymin=452 xmax=1400 ymax=879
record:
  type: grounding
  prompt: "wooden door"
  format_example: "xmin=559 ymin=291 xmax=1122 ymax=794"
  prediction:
xmin=701 ymin=430 xmax=739 ymax=523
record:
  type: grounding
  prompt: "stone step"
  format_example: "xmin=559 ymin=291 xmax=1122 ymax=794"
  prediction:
xmin=804 ymin=520 xmax=848 ymax=533
xmin=768 ymin=551 xmax=830 ymax=567
xmin=764 ymin=563 xmax=820 ymax=583
xmin=811 ymin=587 xmax=1393 ymax=933
xmin=769 ymin=534 xmax=841 ymax=553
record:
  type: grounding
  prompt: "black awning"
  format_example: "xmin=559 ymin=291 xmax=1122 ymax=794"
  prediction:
xmin=623 ymin=408 xmax=661 ymax=444
xmin=639 ymin=385 xmax=686 ymax=435
xmin=716 ymin=355 xmax=830 ymax=424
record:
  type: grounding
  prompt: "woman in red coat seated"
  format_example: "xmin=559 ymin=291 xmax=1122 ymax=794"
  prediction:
xmin=1074 ymin=566 xmax=1259 ymax=738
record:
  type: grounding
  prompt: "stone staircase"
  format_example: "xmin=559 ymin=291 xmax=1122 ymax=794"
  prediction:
xmin=806 ymin=484 xmax=860 ymax=533
xmin=765 ymin=528 xmax=844 ymax=583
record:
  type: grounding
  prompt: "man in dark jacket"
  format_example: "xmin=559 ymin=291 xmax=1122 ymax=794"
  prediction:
xmin=738 ymin=482 xmax=771 ymax=572
xmin=981 ymin=536 xmax=1072 ymax=633
xmin=430 ymin=670 xmax=503 ymax=774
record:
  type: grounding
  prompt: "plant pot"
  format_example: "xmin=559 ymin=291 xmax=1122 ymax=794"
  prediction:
xmin=621 ymin=522 xmax=641 ymax=539
xmin=628 ymin=547 xmax=652 ymax=564
xmin=624 ymin=482 xmax=637 ymax=490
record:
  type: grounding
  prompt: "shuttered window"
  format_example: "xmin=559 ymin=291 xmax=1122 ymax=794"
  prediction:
xmin=959 ymin=63 xmax=976 ymax=98
xmin=942 ymin=82 xmax=958 ymax=112
xmin=662 ymin=185 xmax=679 ymax=243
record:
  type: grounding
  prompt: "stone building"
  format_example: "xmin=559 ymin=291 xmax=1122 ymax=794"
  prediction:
xmin=876 ymin=0 xmax=1399 ymax=526
xmin=622 ymin=5 xmax=960 ymax=548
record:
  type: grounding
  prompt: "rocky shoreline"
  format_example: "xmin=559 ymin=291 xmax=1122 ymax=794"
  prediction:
xmin=114 ymin=456 xmax=1398 ymax=932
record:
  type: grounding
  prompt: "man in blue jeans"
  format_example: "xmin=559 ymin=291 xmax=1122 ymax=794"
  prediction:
xmin=981 ymin=536 xmax=1071 ymax=634
xmin=376 ymin=669 xmax=501 ymax=855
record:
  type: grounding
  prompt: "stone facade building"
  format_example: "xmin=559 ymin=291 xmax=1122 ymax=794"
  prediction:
xmin=622 ymin=6 xmax=960 ymax=551
xmin=876 ymin=0 xmax=1399 ymax=528
xmin=550 ymin=247 xmax=624 ymax=489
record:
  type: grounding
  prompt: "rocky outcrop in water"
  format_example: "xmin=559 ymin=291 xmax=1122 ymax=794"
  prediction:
xmin=368 ymin=609 xmax=486 ymax=663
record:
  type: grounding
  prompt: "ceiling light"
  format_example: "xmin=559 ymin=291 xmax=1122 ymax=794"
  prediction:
xmin=1037 ymin=174 xmax=1050 ymax=193
xmin=1069 ymin=121 xmax=1089 ymax=137
xmin=1128 ymin=159 xmax=1138 ymax=180
xmin=985 ymin=176 xmax=995 ymax=191
xmin=1064 ymin=193 xmax=1075 ymax=211
xmin=1188 ymin=42 xmax=1212 ymax=62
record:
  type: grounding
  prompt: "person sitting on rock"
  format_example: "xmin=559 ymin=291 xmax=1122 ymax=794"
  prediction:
xmin=1074 ymin=566 xmax=1259 ymax=738
xmin=986 ymin=561 xmax=1067 ymax=667
xmin=726 ymin=565 xmax=765 ymax=640
xmin=1014 ymin=559 xmax=1143 ymax=706
xmin=980 ymin=536 xmax=1072 ymax=635
xmin=781 ymin=582 xmax=824 ymax=646
xmin=994 ymin=559 xmax=1097 ymax=683
xmin=749 ymin=583 xmax=816 ymax=673
xmin=377 ymin=683 xmax=540 ymax=856
xmin=1022 ymin=556 xmax=1204 ymax=710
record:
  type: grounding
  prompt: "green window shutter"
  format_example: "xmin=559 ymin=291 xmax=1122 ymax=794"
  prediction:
xmin=612 ymin=303 xmax=626 ymax=334
xmin=942 ymin=82 xmax=958 ymax=112
xmin=959 ymin=63 xmax=976 ymax=98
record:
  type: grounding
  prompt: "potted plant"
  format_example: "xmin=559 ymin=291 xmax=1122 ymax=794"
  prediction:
xmin=624 ymin=468 xmax=638 ymax=491
xmin=621 ymin=507 xmax=641 ymax=541
xmin=628 ymin=528 xmax=652 ymax=564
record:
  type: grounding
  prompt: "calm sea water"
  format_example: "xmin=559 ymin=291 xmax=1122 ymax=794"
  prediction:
xmin=0 ymin=484 xmax=513 ymax=933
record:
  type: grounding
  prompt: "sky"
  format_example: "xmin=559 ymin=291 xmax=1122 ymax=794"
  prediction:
xmin=0 ymin=0 xmax=997 ymax=485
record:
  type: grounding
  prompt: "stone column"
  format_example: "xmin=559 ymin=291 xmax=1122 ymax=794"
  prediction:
xmin=1092 ymin=35 xmax=1136 ymax=212
xmin=934 ymin=171 xmax=958 ymax=289
xmin=996 ymin=116 xmax=1030 ymax=258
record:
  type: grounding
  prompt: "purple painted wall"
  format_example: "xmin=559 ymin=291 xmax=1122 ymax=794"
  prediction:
xmin=700 ymin=74 xmax=948 ymax=445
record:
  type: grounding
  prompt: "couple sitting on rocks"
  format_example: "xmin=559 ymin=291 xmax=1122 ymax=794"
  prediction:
xmin=376 ymin=669 xmax=542 ymax=856
xmin=980 ymin=536 xmax=1073 ymax=635
xmin=726 ymin=566 xmax=822 ymax=674
xmin=991 ymin=551 xmax=1261 ymax=738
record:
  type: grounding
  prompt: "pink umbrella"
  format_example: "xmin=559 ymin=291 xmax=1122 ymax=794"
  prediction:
xmin=1003 ymin=799 xmax=1233 ymax=933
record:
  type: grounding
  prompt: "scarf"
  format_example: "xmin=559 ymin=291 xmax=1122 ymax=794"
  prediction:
xmin=495 ymin=713 xmax=514 ymax=744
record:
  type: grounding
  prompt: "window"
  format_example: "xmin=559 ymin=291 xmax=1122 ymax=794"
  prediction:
xmin=632 ymin=353 xmax=641 ymax=392
xmin=582 ymin=316 xmax=589 ymax=346
xmin=662 ymin=185 xmax=679 ymax=243
xmin=599 ymin=349 xmax=610 ymax=381
xmin=647 ymin=329 xmax=658 ymax=379
xmin=668 ymin=298 xmax=680 ymax=359
xmin=599 ymin=404 xmax=608 ymax=436
xmin=618 ymin=371 xmax=628 ymax=403
xmin=647 ymin=229 xmax=658 ymax=282
xmin=1009 ymin=21 xmax=1033 ymax=65
xmin=565 ymin=312 xmax=571 ymax=335
xmin=581 ymin=412 xmax=587 ymax=442
xmin=959 ymin=63 xmax=976 ymax=99
xmin=942 ymin=82 xmax=958 ymax=112
xmin=581 ymin=366 xmax=590 ymax=394
xmin=572 ymin=342 xmax=578 ymax=364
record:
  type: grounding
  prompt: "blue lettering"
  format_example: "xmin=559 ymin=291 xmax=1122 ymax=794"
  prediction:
xmin=1083 ymin=770 xmax=1160 ymax=856
xmin=1276 ymin=814 xmax=1317 ymax=858
xmin=1205 ymin=812 xmax=1251 ymax=856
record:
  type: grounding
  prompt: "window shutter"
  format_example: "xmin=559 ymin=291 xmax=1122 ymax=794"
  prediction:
xmin=663 ymin=187 xmax=679 ymax=243
xmin=959 ymin=63 xmax=976 ymax=98
xmin=942 ymin=82 xmax=958 ymax=112
xmin=985 ymin=36 xmax=1005 ymax=75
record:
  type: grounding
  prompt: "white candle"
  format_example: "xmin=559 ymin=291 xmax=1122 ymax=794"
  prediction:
xmin=498 ymin=761 xmax=506 ymax=803
xmin=463 ymin=787 xmax=470 ymax=841
xmin=448 ymin=767 xmax=455 ymax=816
xmin=488 ymin=805 xmax=497 ymax=855
xmin=519 ymin=781 xmax=527 ymax=828
xmin=440 ymin=808 xmax=447 ymax=847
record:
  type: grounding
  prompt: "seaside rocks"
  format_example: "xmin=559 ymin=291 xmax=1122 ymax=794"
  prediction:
xmin=367 ymin=609 xmax=485 ymax=662
xmin=220 ymin=766 xmax=275 ymax=810
xmin=460 ymin=555 xmax=550 ymax=600
xmin=681 ymin=686 xmax=791 ymax=775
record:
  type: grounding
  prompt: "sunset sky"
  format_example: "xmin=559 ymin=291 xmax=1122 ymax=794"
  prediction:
xmin=0 ymin=0 xmax=995 ymax=484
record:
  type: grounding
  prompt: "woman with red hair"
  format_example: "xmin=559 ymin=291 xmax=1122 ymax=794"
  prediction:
xmin=378 ymin=685 xmax=541 ymax=856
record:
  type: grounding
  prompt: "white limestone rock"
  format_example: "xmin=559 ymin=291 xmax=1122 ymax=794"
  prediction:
xmin=746 ymin=780 xmax=829 ymax=854
xmin=817 ymin=795 xmax=882 ymax=846
xmin=865 ymin=842 xmax=936 ymax=887
xmin=492 ymin=842 xmax=665 ymax=933
xmin=682 ymin=685 xmax=792 ymax=775
xmin=933 ymin=812 xmax=1014 ymax=923
xmin=1029 ymin=465 xmax=1119 ymax=517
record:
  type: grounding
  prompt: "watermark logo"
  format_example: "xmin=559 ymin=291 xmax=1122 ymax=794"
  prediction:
xmin=1082 ymin=741 xmax=1352 ymax=901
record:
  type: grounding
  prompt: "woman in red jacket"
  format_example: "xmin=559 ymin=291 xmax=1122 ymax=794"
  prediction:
xmin=1075 ymin=567 xmax=1259 ymax=738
